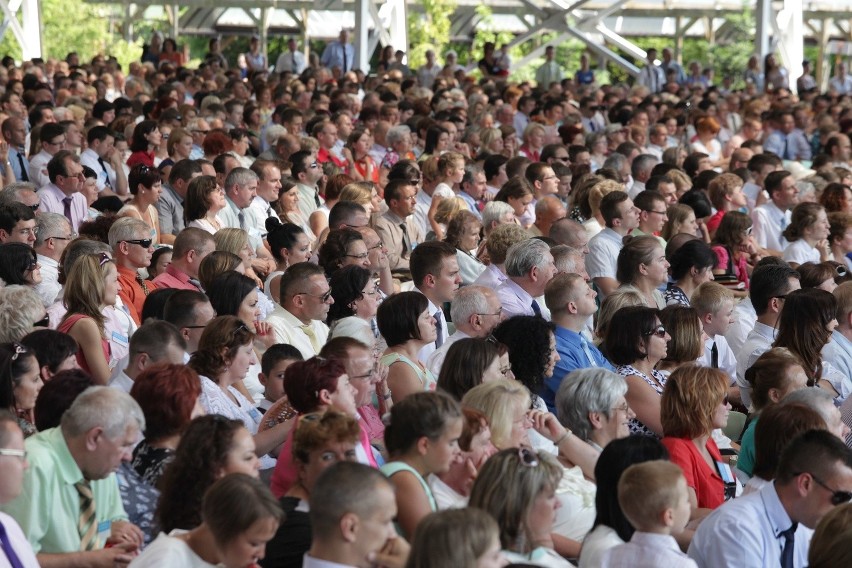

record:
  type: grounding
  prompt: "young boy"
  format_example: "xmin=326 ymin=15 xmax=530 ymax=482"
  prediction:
xmin=602 ymin=460 xmax=697 ymax=567
xmin=692 ymin=281 xmax=739 ymax=404
xmin=706 ymin=173 xmax=748 ymax=237
xmin=257 ymin=343 xmax=303 ymax=413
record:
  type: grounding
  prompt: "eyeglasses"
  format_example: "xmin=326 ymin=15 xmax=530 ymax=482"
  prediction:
xmin=308 ymin=162 xmax=320 ymax=169
xmin=192 ymin=129 xmax=210 ymax=135
xmin=345 ymin=252 xmax=369 ymax=260
xmin=645 ymin=325 xmax=667 ymax=338
xmin=48 ymin=232 xmax=77 ymax=241
xmin=518 ymin=447 xmax=539 ymax=468
xmin=368 ymin=241 xmax=384 ymax=251
xmin=28 ymin=203 xmax=39 ymax=212
xmin=744 ymin=226 xmax=753 ymax=236
xmin=123 ymin=238 xmax=153 ymax=248
xmin=296 ymin=289 xmax=333 ymax=303
xmin=18 ymin=226 xmax=38 ymax=237
xmin=837 ymin=265 xmax=848 ymax=277
xmin=25 ymin=258 xmax=39 ymax=271
xmin=611 ymin=403 xmax=631 ymax=413
xmin=809 ymin=473 xmax=852 ymax=505
xmin=0 ymin=448 xmax=27 ymax=461
xmin=363 ymin=285 xmax=380 ymax=296
xmin=44 ymin=138 xmax=66 ymax=147
xmin=97 ymin=252 xmax=111 ymax=266
xmin=33 ymin=314 xmax=50 ymax=328
xmin=476 ymin=307 xmax=503 ymax=317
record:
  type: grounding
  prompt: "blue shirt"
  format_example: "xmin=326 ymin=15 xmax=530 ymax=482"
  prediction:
xmin=688 ymin=482 xmax=811 ymax=568
xmin=6 ymin=147 xmax=30 ymax=182
xmin=543 ymin=324 xmax=613 ymax=412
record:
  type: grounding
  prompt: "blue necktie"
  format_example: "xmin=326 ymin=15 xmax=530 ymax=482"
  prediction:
xmin=0 ymin=519 xmax=26 ymax=568
xmin=780 ymin=523 xmax=797 ymax=568
xmin=531 ymin=299 xmax=542 ymax=317
xmin=580 ymin=335 xmax=598 ymax=367
xmin=434 ymin=310 xmax=443 ymax=348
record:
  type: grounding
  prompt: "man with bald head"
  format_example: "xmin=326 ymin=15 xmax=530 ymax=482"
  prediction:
xmin=530 ymin=195 xmax=566 ymax=238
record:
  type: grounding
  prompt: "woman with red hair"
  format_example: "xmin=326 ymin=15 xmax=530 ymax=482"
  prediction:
xmin=202 ymin=129 xmax=234 ymax=161
xmin=130 ymin=362 xmax=205 ymax=486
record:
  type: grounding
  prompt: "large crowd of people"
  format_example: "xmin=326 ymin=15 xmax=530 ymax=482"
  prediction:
xmin=1 ymin=27 xmax=852 ymax=568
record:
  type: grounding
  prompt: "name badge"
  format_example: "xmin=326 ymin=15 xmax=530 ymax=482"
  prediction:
xmin=97 ymin=520 xmax=111 ymax=547
xmin=111 ymin=332 xmax=129 ymax=348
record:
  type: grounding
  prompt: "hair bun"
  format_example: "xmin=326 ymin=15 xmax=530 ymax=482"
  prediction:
xmin=265 ymin=216 xmax=282 ymax=233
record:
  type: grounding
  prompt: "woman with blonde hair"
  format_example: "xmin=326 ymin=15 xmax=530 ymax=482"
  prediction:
xmin=656 ymin=305 xmax=704 ymax=375
xmin=0 ymin=285 xmax=47 ymax=344
xmin=214 ymin=228 xmax=268 ymax=302
xmin=667 ymin=169 xmax=693 ymax=198
xmin=427 ymin=197 xmax=467 ymax=242
xmin=519 ymin=123 xmax=546 ymax=162
xmin=338 ymin=181 xmax=383 ymax=215
xmin=57 ymin=253 xmax=119 ymax=385
xmin=660 ymin=364 xmax=732 ymax=517
xmin=184 ymin=175 xmax=226 ymax=234
xmin=444 ymin=210 xmax=485 ymax=285
xmin=585 ymin=179 xmax=623 ymax=239
xmin=662 ymin=203 xmax=701 ymax=241
xmin=479 ymin=127 xmax=504 ymax=155
xmin=594 ymin=288 xmax=645 ymax=344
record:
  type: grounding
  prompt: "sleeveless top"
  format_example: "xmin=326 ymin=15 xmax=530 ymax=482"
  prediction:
xmin=263 ymin=270 xmax=285 ymax=302
xmin=380 ymin=352 xmax=437 ymax=392
xmin=57 ymin=313 xmax=110 ymax=377
xmin=616 ymin=364 xmax=667 ymax=438
xmin=380 ymin=461 xmax=437 ymax=536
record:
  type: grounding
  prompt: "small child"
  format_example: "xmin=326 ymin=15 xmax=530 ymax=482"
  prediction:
xmin=692 ymin=281 xmax=739 ymax=403
xmin=257 ymin=344 xmax=303 ymax=414
xmin=601 ymin=460 xmax=697 ymax=567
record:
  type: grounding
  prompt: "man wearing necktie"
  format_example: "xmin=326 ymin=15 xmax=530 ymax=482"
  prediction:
xmin=246 ymin=161 xmax=283 ymax=235
xmin=0 ymin=414 xmax=40 ymax=567
xmin=765 ymin=111 xmax=811 ymax=162
xmin=266 ymin=263 xmax=333 ymax=359
xmin=543 ymin=273 xmax=614 ymax=412
xmin=688 ymin=430 xmax=852 ymax=567
xmin=496 ymin=238 xmax=557 ymax=320
xmin=321 ymin=30 xmax=354 ymax=74
xmin=0 ymin=388 xmax=145 ymax=565
xmin=79 ymin=126 xmax=128 ymax=197
xmin=374 ymin=179 xmax=424 ymax=276
xmin=1 ymin=118 xmax=29 ymax=183
xmin=410 ymin=241 xmax=462 ymax=363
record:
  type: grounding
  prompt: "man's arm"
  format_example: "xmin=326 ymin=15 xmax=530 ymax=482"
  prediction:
xmin=37 ymin=545 xmax=136 ymax=568
xmin=593 ymin=277 xmax=620 ymax=297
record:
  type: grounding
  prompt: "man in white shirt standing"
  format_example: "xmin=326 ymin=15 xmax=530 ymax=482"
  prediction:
xmin=752 ymin=170 xmax=798 ymax=255
xmin=417 ymin=50 xmax=443 ymax=89
xmin=829 ymin=61 xmax=852 ymax=95
xmin=410 ymin=241 xmax=462 ymax=363
xmin=274 ymin=38 xmax=306 ymax=75
xmin=637 ymin=48 xmax=666 ymax=94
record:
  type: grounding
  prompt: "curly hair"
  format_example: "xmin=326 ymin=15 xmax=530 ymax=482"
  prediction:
xmin=318 ymin=228 xmax=365 ymax=277
xmin=188 ymin=315 xmax=255 ymax=379
xmin=491 ymin=316 xmax=556 ymax=404
xmin=291 ymin=410 xmax=361 ymax=464
xmin=0 ymin=286 xmax=45 ymax=344
xmin=156 ymin=415 xmax=246 ymax=532
xmin=326 ymin=265 xmax=372 ymax=325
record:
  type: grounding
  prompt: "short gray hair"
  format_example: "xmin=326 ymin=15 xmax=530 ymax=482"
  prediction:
xmin=0 ymin=183 xmax=37 ymax=205
xmin=482 ymin=201 xmax=514 ymax=234
xmin=61 ymin=386 xmax=145 ymax=440
xmin=505 ymin=239 xmax=551 ymax=278
xmin=35 ymin=212 xmax=71 ymax=248
xmin=264 ymin=124 xmax=287 ymax=147
xmin=108 ymin=217 xmax=152 ymax=249
xmin=386 ymin=125 xmax=411 ymax=146
xmin=224 ymin=167 xmax=258 ymax=193
xmin=0 ymin=285 xmax=44 ymax=343
xmin=450 ymin=286 xmax=490 ymax=323
xmin=555 ymin=368 xmax=627 ymax=441
xmin=551 ymin=245 xmax=582 ymax=274
xmin=602 ymin=153 xmax=627 ymax=172
xmin=782 ymin=388 xmax=836 ymax=427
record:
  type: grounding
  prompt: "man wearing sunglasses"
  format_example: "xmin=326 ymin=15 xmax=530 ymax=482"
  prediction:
xmin=291 ymin=150 xmax=325 ymax=221
xmin=267 ymin=263 xmax=332 ymax=359
xmin=689 ymin=429 xmax=852 ymax=567
xmin=109 ymin=218 xmax=158 ymax=326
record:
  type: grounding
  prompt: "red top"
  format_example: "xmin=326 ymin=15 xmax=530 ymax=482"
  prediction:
xmin=57 ymin=314 xmax=110 ymax=376
xmin=127 ymin=151 xmax=155 ymax=168
xmin=661 ymin=436 xmax=726 ymax=510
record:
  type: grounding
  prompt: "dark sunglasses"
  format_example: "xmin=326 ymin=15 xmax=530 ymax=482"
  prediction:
xmin=33 ymin=314 xmax=50 ymax=328
xmin=123 ymin=239 xmax=153 ymax=248
xmin=810 ymin=473 xmax=852 ymax=505
xmin=645 ymin=325 xmax=667 ymax=338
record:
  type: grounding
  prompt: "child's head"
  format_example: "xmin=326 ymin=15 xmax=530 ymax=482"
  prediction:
xmin=692 ymin=281 xmax=735 ymax=337
xmin=618 ymin=460 xmax=691 ymax=535
xmin=259 ymin=344 xmax=303 ymax=403
xmin=383 ymin=391 xmax=463 ymax=473
xmin=406 ymin=508 xmax=504 ymax=568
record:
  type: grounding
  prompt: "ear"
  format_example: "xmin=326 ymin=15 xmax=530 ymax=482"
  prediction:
xmin=638 ymin=262 xmax=650 ymax=276
xmin=318 ymin=388 xmax=333 ymax=406
xmin=767 ymin=387 xmax=781 ymax=404
xmin=588 ymin=411 xmax=604 ymax=429
xmin=567 ymin=300 xmax=579 ymax=315
xmin=424 ymin=273 xmax=436 ymax=289
xmin=340 ymin=512 xmax=359 ymax=543
xmin=661 ymin=506 xmax=675 ymax=528
xmin=258 ymin=372 xmax=268 ymax=387
xmin=416 ymin=435 xmax=430 ymax=457
xmin=84 ymin=426 xmax=104 ymax=451
xmin=135 ymin=352 xmax=150 ymax=372
xmin=40 ymin=365 xmax=53 ymax=382
xmin=0 ymin=229 xmax=8 ymax=242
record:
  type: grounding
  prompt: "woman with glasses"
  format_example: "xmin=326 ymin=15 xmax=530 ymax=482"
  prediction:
xmin=263 ymin=411 xmax=361 ymax=567
xmin=655 ymin=305 xmax=704 ymax=376
xmin=437 ymin=338 xmax=509 ymax=401
xmin=615 ymin=235 xmax=669 ymax=309
xmin=445 ymin=210 xmax=485 ymax=285
xmin=118 ymin=164 xmax=164 ymax=245
xmin=57 ymin=253 xmax=119 ymax=385
xmin=711 ymin=211 xmax=757 ymax=290
xmin=264 ymin=219 xmax=310 ymax=304
xmin=156 ymin=415 xmax=263 ymax=533
xmin=377 ymin=292 xmax=438 ymax=402
xmin=783 ymin=202 xmax=832 ymax=267
xmin=317 ymin=228 xmax=370 ymax=277
xmin=772 ymin=288 xmax=851 ymax=403
xmin=185 ymin=175 xmax=227 ymax=234
xmin=469 ymin=447 xmax=571 ymax=567
xmin=326 ymin=265 xmax=382 ymax=348
xmin=269 ymin=356 xmax=369 ymax=497
xmin=0 ymin=242 xmax=41 ymax=288
xmin=127 ymin=120 xmax=162 ymax=168
xmin=0 ymin=342 xmax=42 ymax=437
xmin=603 ymin=306 xmax=671 ymax=438
xmin=189 ymin=316 xmax=292 ymax=471
xmin=660 ymin=365 xmax=734 ymax=519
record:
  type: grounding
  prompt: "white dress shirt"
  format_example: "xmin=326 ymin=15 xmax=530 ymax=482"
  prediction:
xmin=586 ymin=228 xmax=623 ymax=280
xmin=724 ymin=298 xmax=757 ymax=359
xmin=265 ymin=304 xmax=330 ymax=359
xmin=0 ymin=511 xmax=40 ymax=568
xmin=752 ymin=201 xmax=791 ymax=251
xmin=782 ymin=239 xmax=820 ymax=265
xmin=604 ymin=532 xmax=697 ymax=567
xmin=28 ymin=150 xmax=52 ymax=189
xmin=414 ymin=290 xmax=448 ymax=364
xmin=426 ymin=330 xmax=470 ymax=377
xmin=34 ymin=254 xmax=61 ymax=307
xmin=80 ymin=148 xmax=116 ymax=192
xmin=696 ymin=335 xmax=737 ymax=385
xmin=473 ymin=263 xmax=507 ymax=291
xmin=735 ymin=321 xmax=775 ymax=409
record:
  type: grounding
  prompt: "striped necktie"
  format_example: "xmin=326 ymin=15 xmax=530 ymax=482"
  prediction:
xmin=75 ymin=480 xmax=98 ymax=551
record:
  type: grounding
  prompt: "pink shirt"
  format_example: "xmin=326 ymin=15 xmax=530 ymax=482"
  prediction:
xmin=152 ymin=264 xmax=200 ymax=291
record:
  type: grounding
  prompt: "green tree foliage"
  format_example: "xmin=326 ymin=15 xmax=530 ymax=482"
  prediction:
xmin=408 ymin=0 xmax=457 ymax=69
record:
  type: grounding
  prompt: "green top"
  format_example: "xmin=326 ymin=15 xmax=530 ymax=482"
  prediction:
xmin=737 ymin=417 xmax=758 ymax=477
xmin=0 ymin=427 xmax=128 ymax=554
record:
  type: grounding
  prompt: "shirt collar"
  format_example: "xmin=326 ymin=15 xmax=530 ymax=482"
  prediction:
xmin=413 ymin=287 xmax=439 ymax=314
xmin=762 ymin=482 xmax=797 ymax=538
xmin=504 ymin=277 xmax=534 ymax=304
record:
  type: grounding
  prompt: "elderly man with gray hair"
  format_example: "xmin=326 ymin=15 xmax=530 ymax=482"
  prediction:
xmin=426 ymin=285 xmax=504 ymax=376
xmin=34 ymin=212 xmax=73 ymax=306
xmin=555 ymin=368 xmax=633 ymax=451
xmin=0 ymin=387 xmax=146 ymax=565
xmin=495 ymin=238 xmax=557 ymax=319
